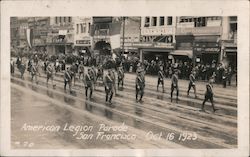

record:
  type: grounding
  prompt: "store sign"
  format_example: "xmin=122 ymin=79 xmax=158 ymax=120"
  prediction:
xmin=193 ymin=42 xmax=220 ymax=53
xmin=132 ymin=42 xmax=174 ymax=49
xmin=141 ymin=27 xmax=174 ymax=36
xmin=154 ymin=42 xmax=174 ymax=48
xmin=132 ymin=43 xmax=152 ymax=47
xmin=76 ymin=40 xmax=91 ymax=45
xmin=176 ymin=26 xmax=221 ymax=35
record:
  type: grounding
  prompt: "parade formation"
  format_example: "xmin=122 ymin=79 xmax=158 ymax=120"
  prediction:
xmin=11 ymin=53 xmax=234 ymax=112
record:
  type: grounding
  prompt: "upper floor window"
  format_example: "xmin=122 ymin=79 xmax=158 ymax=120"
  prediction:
xmin=151 ymin=17 xmax=157 ymax=26
xmin=76 ymin=24 xmax=79 ymax=34
xmin=68 ymin=17 xmax=72 ymax=23
xmin=167 ymin=17 xmax=172 ymax=25
xmin=144 ymin=17 xmax=150 ymax=27
xmin=194 ymin=17 xmax=206 ymax=27
xmin=160 ymin=17 xmax=165 ymax=26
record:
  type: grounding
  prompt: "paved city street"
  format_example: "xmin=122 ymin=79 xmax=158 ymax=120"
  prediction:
xmin=11 ymin=67 xmax=237 ymax=149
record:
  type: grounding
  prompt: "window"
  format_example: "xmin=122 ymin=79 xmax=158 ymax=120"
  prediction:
xmin=88 ymin=23 xmax=91 ymax=33
xmin=194 ymin=17 xmax=206 ymax=27
xmin=167 ymin=17 xmax=172 ymax=25
xmin=76 ymin=24 xmax=79 ymax=34
xmin=64 ymin=17 xmax=66 ymax=22
xmin=152 ymin=17 xmax=157 ymax=26
xmin=68 ymin=17 xmax=72 ymax=23
xmin=55 ymin=17 xmax=58 ymax=24
xmin=81 ymin=24 xmax=83 ymax=33
xmin=59 ymin=17 xmax=62 ymax=23
xmin=144 ymin=17 xmax=150 ymax=27
xmin=160 ymin=17 xmax=164 ymax=26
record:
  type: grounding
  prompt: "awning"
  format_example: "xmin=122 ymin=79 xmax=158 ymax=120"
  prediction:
xmin=170 ymin=50 xmax=193 ymax=59
xmin=225 ymin=49 xmax=237 ymax=53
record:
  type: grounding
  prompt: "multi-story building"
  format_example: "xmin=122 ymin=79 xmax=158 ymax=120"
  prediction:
xmin=221 ymin=16 xmax=237 ymax=68
xmin=27 ymin=17 xmax=50 ymax=52
xmin=73 ymin=17 xmax=92 ymax=56
xmin=46 ymin=17 xmax=74 ymax=55
xmin=137 ymin=16 xmax=176 ymax=62
xmin=175 ymin=16 xmax=222 ymax=64
xmin=16 ymin=17 xmax=29 ymax=51
xmin=90 ymin=17 xmax=115 ymax=56
xmin=120 ymin=17 xmax=141 ymax=56
xmin=10 ymin=17 xmax=19 ymax=49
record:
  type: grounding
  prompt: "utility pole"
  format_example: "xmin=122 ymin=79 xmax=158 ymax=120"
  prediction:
xmin=122 ymin=16 xmax=125 ymax=56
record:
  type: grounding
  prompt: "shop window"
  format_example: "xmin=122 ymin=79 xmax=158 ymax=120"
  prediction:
xmin=152 ymin=17 xmax=157 ymax=26
xmin=160 ymin=17 xmax=165 ymax=26
xmin=144 ymin=17 xmax=150 ymax=27
xmin=167 ymin=17 xmax=172 ymax=25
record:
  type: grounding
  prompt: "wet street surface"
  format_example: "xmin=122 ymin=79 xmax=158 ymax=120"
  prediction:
xmin=11 ymin=69 xmax=237 ymax=149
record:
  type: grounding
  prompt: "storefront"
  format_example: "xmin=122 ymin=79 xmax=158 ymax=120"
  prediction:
xmin=46 ymin=35 xmax=73 ymax=55
xmin=74 ymin=39 xmax=91 ymax=56
xmin=132 ymin=42 xmax=175 ymax=63
xmin=174 ymin=35 xmax=194 ymax=63
xmin=222 ymin=41 xmax=237 ymax=69
xmin=193 ymin=41 xmax=221 ymax=65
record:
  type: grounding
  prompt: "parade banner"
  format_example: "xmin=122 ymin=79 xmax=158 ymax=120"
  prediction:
xmin=110 ymin=22 xmax=121 ymax=49
xmin=25 ymin=28 xmax=33 ymax=48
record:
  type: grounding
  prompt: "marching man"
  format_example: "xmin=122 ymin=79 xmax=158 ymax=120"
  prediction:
xmin=111 ymin=68 xmax=117 ymax=95
xmin=157 ymin=66 xmax=165 ymax=92
xmin=46 ymin=63 xmax=56 ymax=89
xmin=90 ymin=66 xmax=97 ymax=90
xmin=117 ymin=66 xmax=124 ymax=89
xmin=78 ymin=61 xmax=85 ymax=80
xmin=200 ymin=78 xmax=218 ymax=112
xmin=84 ymin=69 xmax=94 ymax=100
xmin=171 ymin=69 xmax=179 ymax=102
xmin=104 ymin=69 xmax=114 ymax=105
xmin=30 ymin=63 xmax=38 ymax=84
xmin=64 ymin=67 xmax=73 ymax=93
xmin=187 ymin=70 xmax=197 ymax=98
xmin=135 ymin=69 xmax=145 ymax=102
